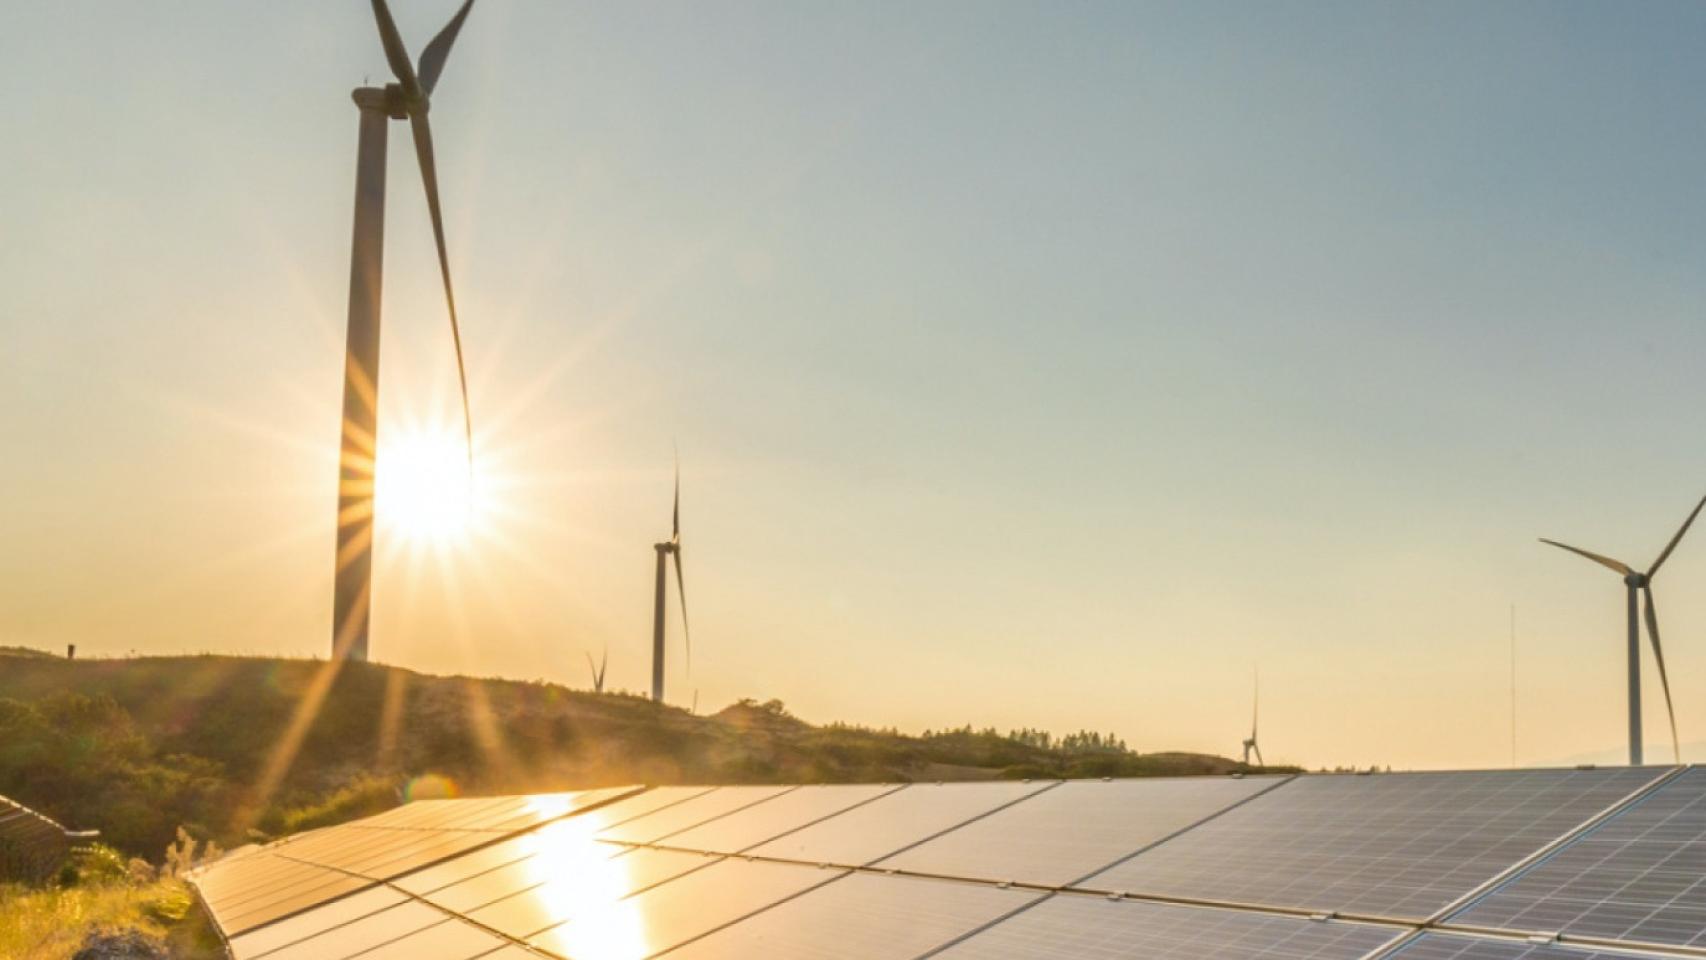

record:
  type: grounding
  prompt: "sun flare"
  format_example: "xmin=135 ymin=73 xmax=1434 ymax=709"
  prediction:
xmin=374 ymin=426 xmax=481 ymax=545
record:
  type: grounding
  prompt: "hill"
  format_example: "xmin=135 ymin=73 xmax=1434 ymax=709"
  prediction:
xmin=0 ymin=651 xmax=1285 ymax=861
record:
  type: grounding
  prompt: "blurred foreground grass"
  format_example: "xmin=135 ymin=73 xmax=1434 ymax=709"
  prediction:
xmin=0 ymin=845 xmax=223 ymax=959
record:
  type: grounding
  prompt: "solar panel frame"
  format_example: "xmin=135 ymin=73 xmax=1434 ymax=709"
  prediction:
xmin=925 ymin=891 xmax=1404 ymax=960
xmin=1381 ymin=932 xmax=1658 ymax=960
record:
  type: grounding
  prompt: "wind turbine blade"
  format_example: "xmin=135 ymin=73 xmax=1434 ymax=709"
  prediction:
xmin=584 ymin=651 xmax=597 ymax=687
xmin=1538 ymin=539 xmax=1632 ymax=576
xmin=672 ymin=548 xmax=690 ymax=673
xmin=407 ymin=111 xmax=475 ymax=468
xmin=368 ymin=0 xmax=422 ymax=96
xmin=417 ymin=0 xmax=475 ymax=96
xmin=1642 ymin=588 xmax=1682 ymax=764
xmin=1649 ymin=490 xmax=1706 ymax=578
xmin=672 ymin=458 xmax=681 ymax=541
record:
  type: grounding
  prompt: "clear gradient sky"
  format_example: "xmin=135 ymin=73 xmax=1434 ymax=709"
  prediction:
xmin=4 ymin=2 xmax=1706 ymax=770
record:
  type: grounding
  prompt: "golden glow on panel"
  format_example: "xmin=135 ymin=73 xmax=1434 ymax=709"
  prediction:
xmin=516 ymin=818 xmax=648 ymax=960
xmin=374 ymin=424 xmax=481 ymax=546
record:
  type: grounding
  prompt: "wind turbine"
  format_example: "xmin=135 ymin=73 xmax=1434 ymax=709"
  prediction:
xmin=1241 ymin=672 xmax=1264 ymax=767
xmin=1540 ymin=490 xmax=1706 ymax=765
xmin=333 ymin=0 xmax=478 ymax=662
xmin=585 ymin=648 xmax=608 ymax=694
xmin=650 ymin=463 xmax=690 ymax=702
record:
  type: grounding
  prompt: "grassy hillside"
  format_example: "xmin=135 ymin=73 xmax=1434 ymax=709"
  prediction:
xmin=0 ymin=650 xmax=1284 ymax=861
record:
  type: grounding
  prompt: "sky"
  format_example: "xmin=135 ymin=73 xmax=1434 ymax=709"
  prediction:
xmin=4 ymin=1 xmax=1706 ymax=771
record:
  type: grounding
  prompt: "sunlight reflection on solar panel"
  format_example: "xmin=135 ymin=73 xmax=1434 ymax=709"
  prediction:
xmin=526 ymin=857 xmax=847 ymax=960
xmin=464 ymin=846 xmax=717 ymax=940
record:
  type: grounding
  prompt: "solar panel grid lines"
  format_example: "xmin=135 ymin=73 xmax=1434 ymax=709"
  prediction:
xmin=524 ymin=856 xmax=853 ymax=960
xmin=457 ymin=847 xmax=726 ymax=941
xmin=1427 ymin=767 xmax=1690 ymax=926
xmin=1082 ymin=767 xmax=1663 ymax=922
xmin=228 ymin=885 xmax=408 ymax=960
xmin=921 ymin=888 xmax=1406 ymax=960
xmin=661 ymin=869 xmax=1046 ymax=960
xmin=218 ymin=871 xmax=376 ymax=934
xmin=744 ymin=779 xmax=1061 ymax=869
xmin=1447 ymin=766 xmax=1706 ymax=951
xmin=654 ymin=782 xmax=908 ymax=856
xmin=597 ymin=784 xmax=802 ymax=845
xmin=872 ymin=774 xmax=1294 ymax=891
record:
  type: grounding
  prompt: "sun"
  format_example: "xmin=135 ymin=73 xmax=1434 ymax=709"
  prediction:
xmin=374 ymin=425 xmax=480 ymax=545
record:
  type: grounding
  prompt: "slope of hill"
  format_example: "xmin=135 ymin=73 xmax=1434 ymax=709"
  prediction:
xmin=0 ymin=651 xmax=1283 ymax=861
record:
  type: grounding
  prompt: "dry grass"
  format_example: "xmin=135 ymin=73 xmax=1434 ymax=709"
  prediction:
xmin=0 ymin=878 xmax=223 ymax=960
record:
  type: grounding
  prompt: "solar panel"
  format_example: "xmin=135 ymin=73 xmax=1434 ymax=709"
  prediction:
xmin=525 ymin=857 xmax=849 ymax=959
xmin=875 ymin=776 xmax=1282 ymax=887
xmin=659 ymin=783 xmax=904 ymax=854
xmin=195 ymin=786 xmax=648 ymax=938
xmin=1449 ymin=767 xmax=1706 ymax=948
xmin=195 ymin=773 xmax=1706 ymax=960
xmin=244 ymin=901 xmax=445 ymax=960
xmin=746 ymin=780 xmax=1056 ymax=867
xmin=599 ymin=785 xmax=797 ymax=844
xmin=1385 ymin=933 xmax=1657 ymax=960
xmin=344 ymin=920 xmax=508 ymax=960
xmin=227 ymin=886 xmax=407 ymax=960
xmin=665 ymin=871 xmax=1042 ymax=960
xmin=1083 ymin=768 xmax=1661 ymax=920
xmin=217 ymin=872 xmax=373 ymax=936
xmin=929 ymin=892 xmax=1401 ymax=959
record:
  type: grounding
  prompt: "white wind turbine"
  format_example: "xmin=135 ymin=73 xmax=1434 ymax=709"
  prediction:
xmin=1541 ymin=491 xmax=1706 ymax=765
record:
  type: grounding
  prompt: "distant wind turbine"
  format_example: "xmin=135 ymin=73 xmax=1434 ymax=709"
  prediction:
xmin=585 ymin=648 xmax=608 ymax=694
xmin=1540 ymin=490 xmax=1706 ymax=765
xmin=650 ymin=462 xmax=690 ymax=702
xmin=1241 ymin=671 xmax=1264 ymax=767
xmin=332 ymin=0 xmax=479 ymax=662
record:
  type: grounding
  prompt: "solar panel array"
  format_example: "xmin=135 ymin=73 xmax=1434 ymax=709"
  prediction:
xmin=192 ymin=766 xmax=1706 ymax=960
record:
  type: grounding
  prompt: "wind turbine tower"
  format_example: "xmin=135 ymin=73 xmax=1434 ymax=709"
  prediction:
xmin=1540 ymin=490 xmax=1706 ymax=765
xmin=650 ymin=464 xmax=690 ymax=702
xmin=333 ymin=0 xmax=478 ymax=662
